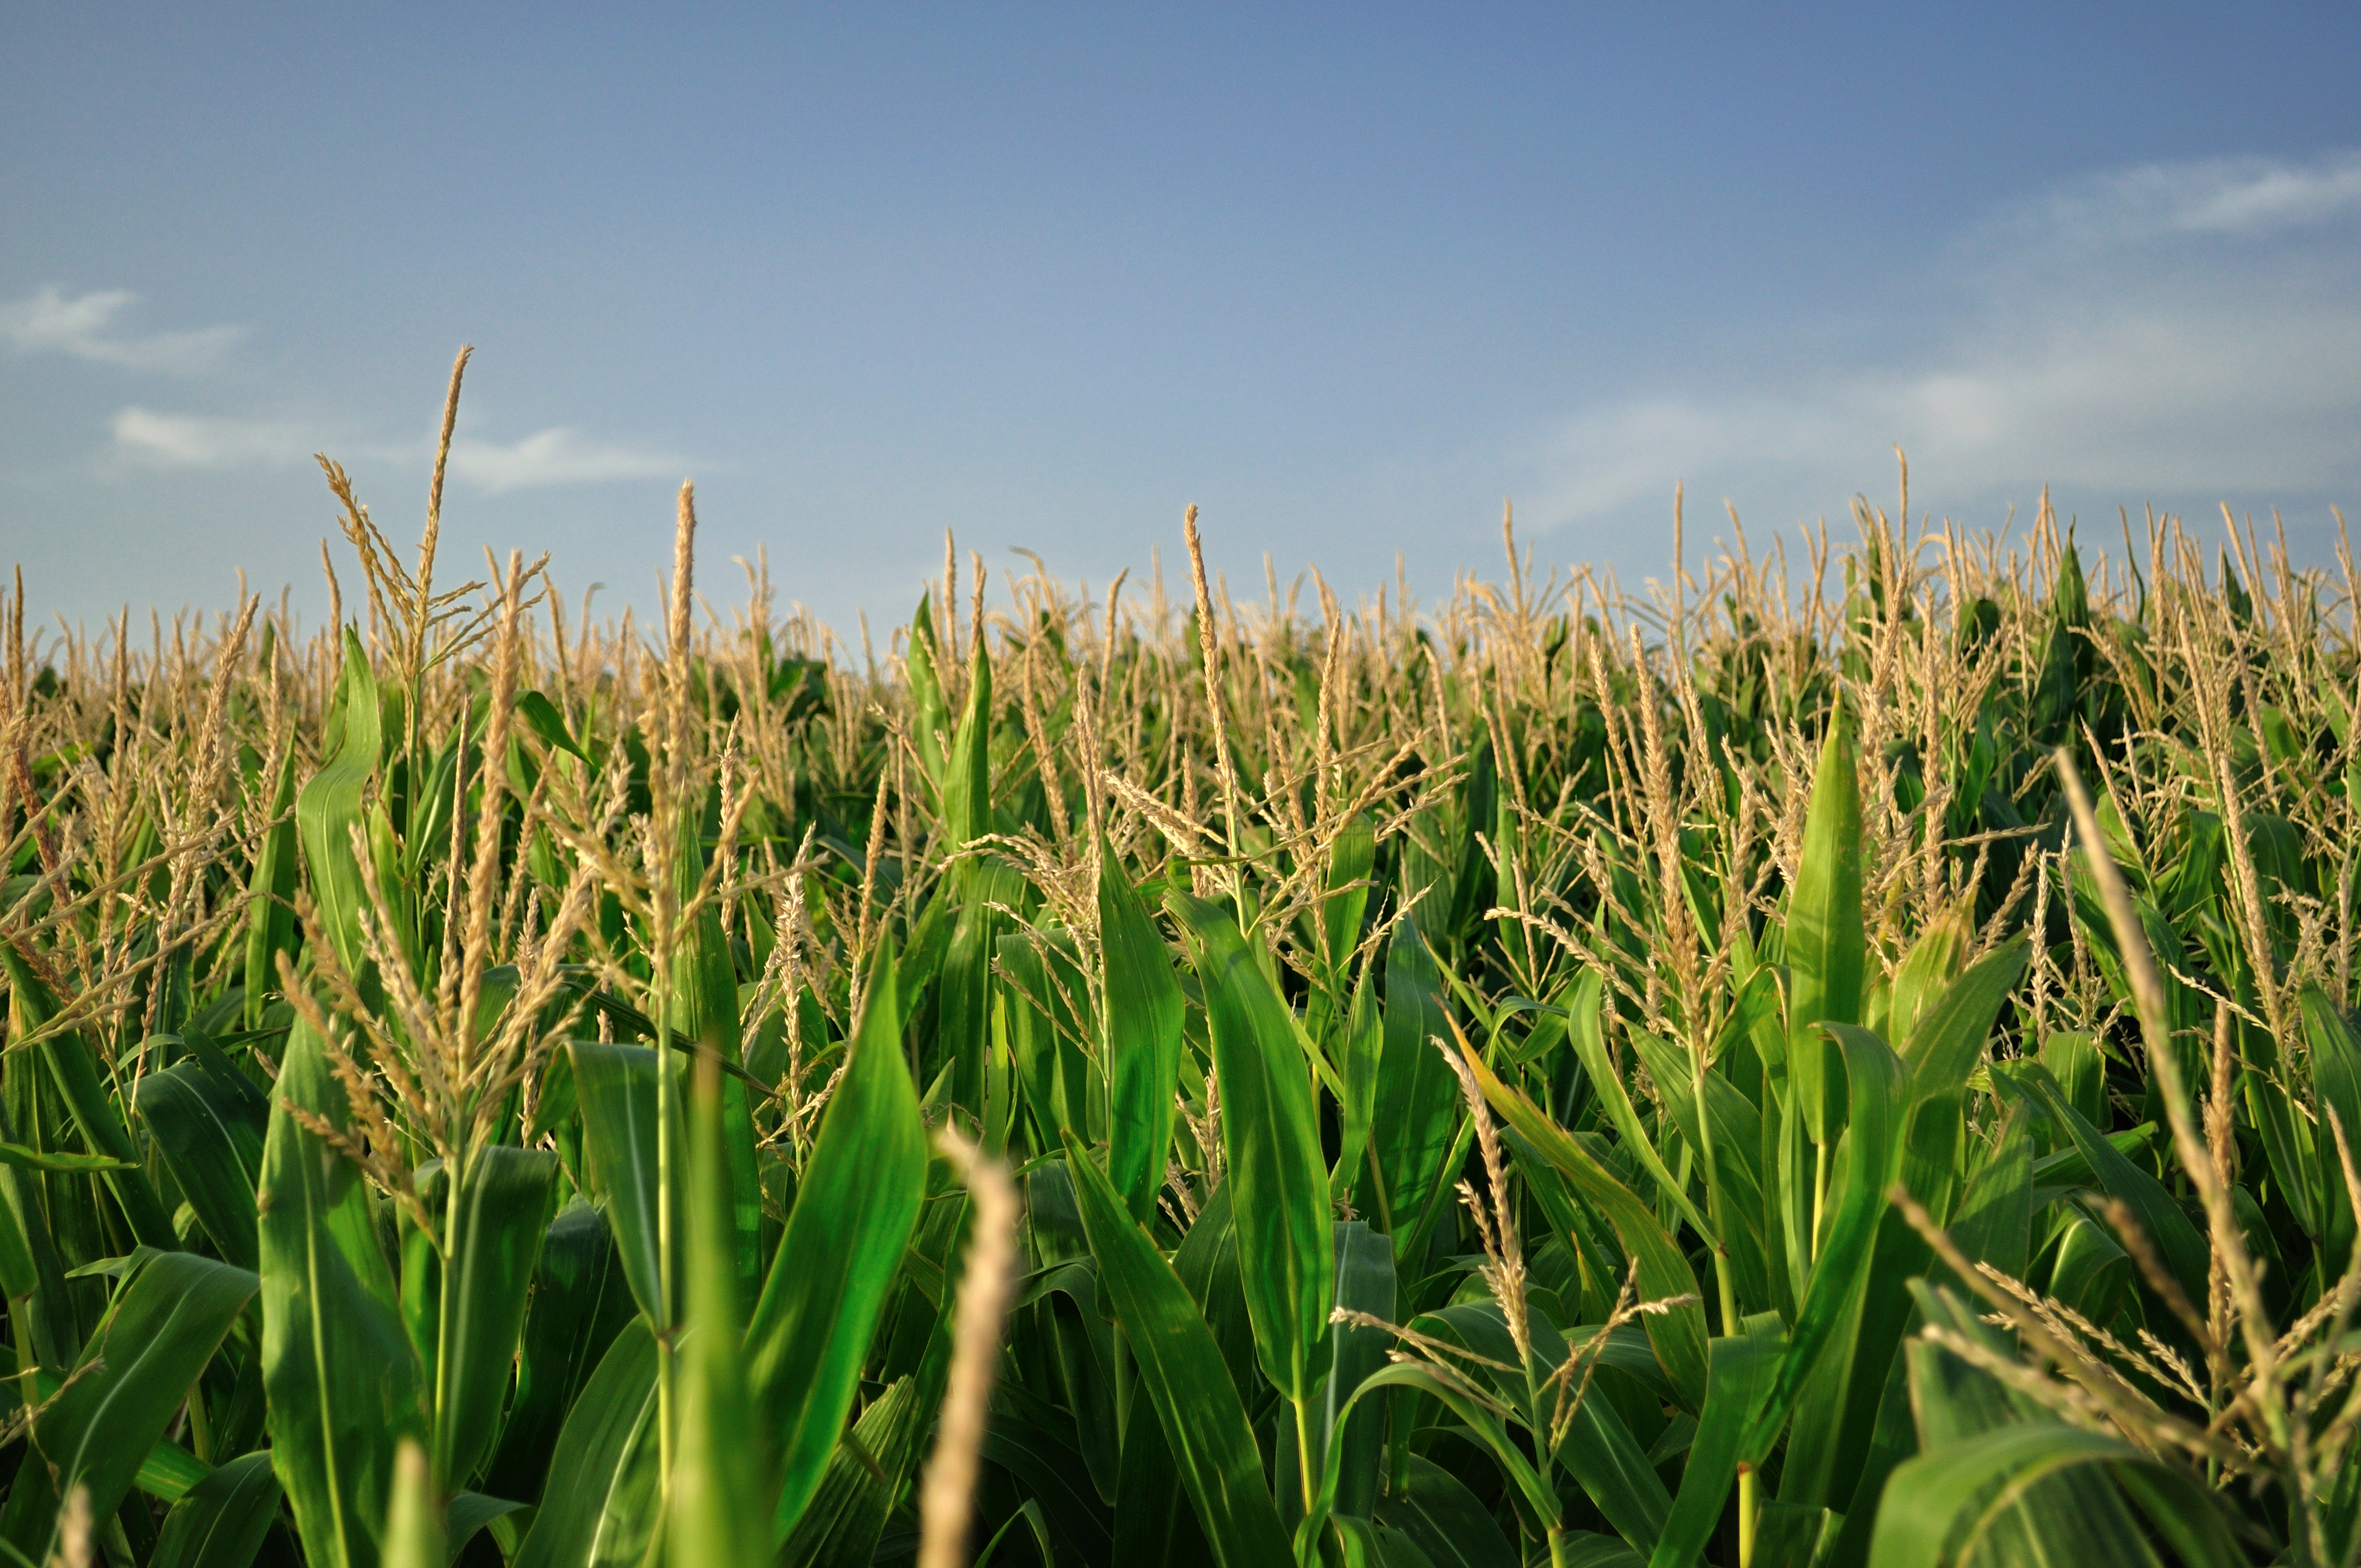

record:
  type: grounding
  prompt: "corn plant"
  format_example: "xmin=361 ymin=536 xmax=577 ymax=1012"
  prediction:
xmin=1 ymin=365 xmax=2359 ymax=1568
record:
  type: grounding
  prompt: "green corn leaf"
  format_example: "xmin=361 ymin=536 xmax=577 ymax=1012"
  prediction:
xmin=1326 ymin=1219 xmax=1396 ymax=1521
xmin=668 ymin=1061 xmax=777 ymax=1566
xmin=981 ymin=1408 xmax=1117 ymax=1561
xmin=1895 ymin=939 xmax=2027 ymax=1232
xmin=0 ymin=1158 xmax=39 ymax=1308
xmin=510 ymin=1322 xmax=662 ymax=1568
xmin=567 ymin=1041 xmax=677 ymax=1327
xmin=447 ymin=1495 xmax=525 ymax=1563
xmin=1647 ymin=1317 xmax=1784 ymax=1568
xmin=1900 ymin=939 xmax=2028 ymax=1099
xmin=0 ymin=1140 xmax=136 ymax=1174
xmin=945 ymin=638 xmax=993 ymax=849
xmin=1329 ymin=1513 xmax=1440 ymax=1568
xmin=939 ymin=859 xmax=1021 ymax=1117
xmin=258 ymin=1014 xmax=427 ymax=1568
xmin=1883 ymin=903 xmax=1970 ymax=1051
xmin=1308 ymin=811 xmax=1377 ymax=1049
xmin=0 ymin=1109 xmax=78 ymax=1377
xmin=1743 ymin=1022 xmax=1907 ymax=1467
xmin=1064 ymin=1127 xmax=1295 ymax=1568
xmin=1866 ymin=1425 xmax=2240 ymax=1568
xmin=1373 ymin=1456 xmax=1517 ymax=1568
xmin=1111 ymin=1385 xmax=1197 ymax=1568
xmin=137 ymin=1059 xmax=267 ymax=1270
xmin=1040 ymin=1261 xmax=1122 ymax=1505
xmin=1103 ymin=844 xmax=1185 ymax=1224
xmin=1904 ymin=1282 xmax=2160 ymax=1565
xmin=480 ymin=1196 xmax=638 ymax=1506
xmin=1629 ymin=1029 xmax=1770 ymax=1308
xmin=2298 ymin=984 xmax=2361 ymax=1272
xmin=1570 ymin=977 xmax=1714 ymax=1243
xmin=1 ymin=946 xmax=178 ymax=1248
xmin=1788 ymin=707 xmax=1865 ymax=1144
xmin=1001 ymin=930 xmax=1089 ymax=1141
xmin=745 ymin=944 xmax=926 ymax=1538
xmin=1312 ymin=1362 xmax=1559 ymax=1541
xmin=515 ymin=690 xmax=588 ymax=761
xmin=1331 ymin=972 xmax=1383 ymax=1208
xmin=435 ymin=1145 xmax=558 ymax=1488
xmin=1168 ymin=890 xmax=1335 ymax=1404
xmin=1949 ymin=1106 xmax=2035 ymax=1281
xmin=0 ymin=1251 xmax=258 ymax=1564
xmin=149 ymin=1450 xmax=284 ymax=1568
xmin=1366 ymin=911 xmax=1459 ymax=1254
xmin=297 ymin=627 xmax=382 ymax=979
xmin=1171 ymin=1181 xmax=1262 ymax=1400
xmin=1470 ymin=1050 xmax=1709 ymax=1411
xmin=1439 ymin=1300 xmax=1672 ymax=1549
xmin=2005 ymin=1061 xmax=2208 ymax=1306
xmin=133 ymin=1433 xmax=213 ymax=1502
xmin=778 ymin=1376 xmax=928 ymax=1568
xmin=906 ymin=593 xmax=951 ymax=789
xmin=242 ymin=745 xmax=301 ymax=1029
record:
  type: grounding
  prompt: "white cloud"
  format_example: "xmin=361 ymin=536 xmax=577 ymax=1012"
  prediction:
xmin=446 ymin=428 xmax=682 ymax=494
xmin=2 ymin=287 xmax=242 ymax=373
xmin=1532 ymin=149 xmax=2361 ymax=539
xmin=110 ymin=406 xmax=308 ymax=469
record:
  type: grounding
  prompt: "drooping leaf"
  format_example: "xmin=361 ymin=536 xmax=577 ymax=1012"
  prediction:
xmin=149 ymin=1450 xmax=284 ymax=1568
xmin=1372 ymin=1456 xmax=1517 ymax=1568
xmin=137 ymin=1058 xmax=268 ymax=1269
xmin=1473 ymin=1051 xmax=1710 ymax=1411
xmin=0 ymin=1251 xmax=258 ymax=1564
xmin=1867 ymin=1426 xmax=2240 ymax=1568
xmin=2006 ymin=1061 xmax=2208 ymax=1306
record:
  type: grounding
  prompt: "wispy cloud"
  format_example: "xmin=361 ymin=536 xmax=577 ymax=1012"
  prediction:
xmin=2034 ymin=150 xmax=2361 ymax=242
xmin=1531 ymin=149 xmax=2361 ymax=538
xmin=446 ymin=428 xmax=683 ymax=493
xmin=110 ymin=406 xmax=309 ymax=469
xmin=2 ymin=287 xmax=242 ymax=373
xmin=106 ymin=404 xmax=683 ymax=493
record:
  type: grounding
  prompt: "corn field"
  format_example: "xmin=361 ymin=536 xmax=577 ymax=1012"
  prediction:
xmin=4 ymin=371 xmax=2361 ymax=1568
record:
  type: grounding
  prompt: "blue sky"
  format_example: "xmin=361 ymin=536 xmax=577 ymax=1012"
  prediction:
xmin=7 ymin=4 xmax=2360 ymax=634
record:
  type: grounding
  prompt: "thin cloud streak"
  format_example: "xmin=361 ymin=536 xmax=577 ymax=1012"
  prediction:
xmin=447 ymin=428 xmax=684 ymax=494
xmin=107 ymin=405 xmax=684 ymax=494
xmin=1 ymin=287 xmax=242 ymax=373
xmin=110 ymin=406 xmax=309 ymax=469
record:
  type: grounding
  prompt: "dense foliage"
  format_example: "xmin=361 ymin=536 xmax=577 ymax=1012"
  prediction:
xmin=3 ymin=395 xmax=2359 ymax=1567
